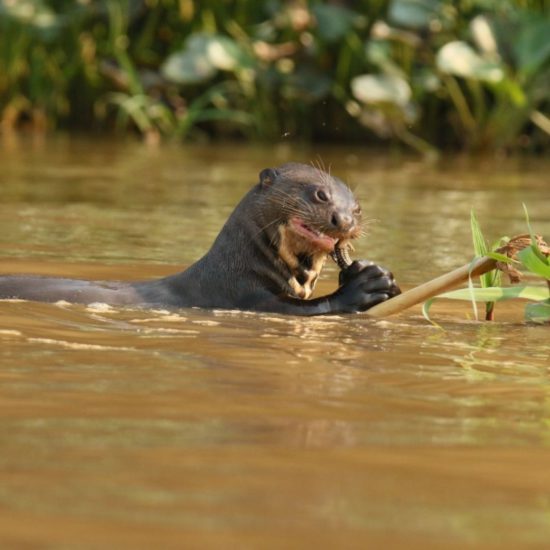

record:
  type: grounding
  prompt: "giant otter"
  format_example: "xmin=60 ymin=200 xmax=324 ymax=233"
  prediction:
xmin=0 ymin=163 xmax=400 ymax=315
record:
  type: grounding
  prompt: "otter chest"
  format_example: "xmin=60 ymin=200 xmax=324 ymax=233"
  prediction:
xmin=277 ymin=225 xmax=327 ymax=299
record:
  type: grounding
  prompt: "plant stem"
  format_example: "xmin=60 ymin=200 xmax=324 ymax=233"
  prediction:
xmin=366 ymin=256 xmax=497 ymax=318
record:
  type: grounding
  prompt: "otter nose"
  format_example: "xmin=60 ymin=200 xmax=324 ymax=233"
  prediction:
xmin=330 ymin=211 xmax=354 ymax=232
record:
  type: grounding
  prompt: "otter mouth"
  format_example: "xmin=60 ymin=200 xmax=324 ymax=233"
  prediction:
xmin=288 ymin=217 xmax=338 ymax=252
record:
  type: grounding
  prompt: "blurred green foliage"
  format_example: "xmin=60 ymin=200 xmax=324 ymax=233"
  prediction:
xmin=0 ymin=0 xmax=549 ymax=152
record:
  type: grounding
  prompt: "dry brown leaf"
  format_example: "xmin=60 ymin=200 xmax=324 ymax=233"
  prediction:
xmin=495 ymin=234 xmax=550 ymax=284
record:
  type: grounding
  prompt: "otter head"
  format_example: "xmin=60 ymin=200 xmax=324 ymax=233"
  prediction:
xmin=257 ymin=162 xmax=362 ymax=299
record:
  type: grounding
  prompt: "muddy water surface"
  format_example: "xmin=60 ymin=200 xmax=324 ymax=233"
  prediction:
xmin=1 ymin=137 xmax=550 ymax=548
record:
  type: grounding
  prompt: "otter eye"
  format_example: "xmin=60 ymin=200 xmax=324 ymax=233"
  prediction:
xmin=315 ymin=189 xmax=329 ymax=202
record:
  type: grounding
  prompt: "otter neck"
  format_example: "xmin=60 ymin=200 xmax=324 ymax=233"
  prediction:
xmin=276 ymin=223 xmax=327 ymax=299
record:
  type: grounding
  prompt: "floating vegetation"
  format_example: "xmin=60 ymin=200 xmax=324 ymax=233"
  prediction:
xmin=423 ymin=207 xmax=550 ymax=324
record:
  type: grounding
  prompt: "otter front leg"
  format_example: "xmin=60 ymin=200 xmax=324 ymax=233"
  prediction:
xmin=332 ymin=260 xmax=401 ymax=313
xmin=242 ymin=260 xmax=400 ymax=316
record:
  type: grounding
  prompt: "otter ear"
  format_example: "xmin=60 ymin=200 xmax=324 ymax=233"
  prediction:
xmin=259 ymin=168 xmax=278 ymax=188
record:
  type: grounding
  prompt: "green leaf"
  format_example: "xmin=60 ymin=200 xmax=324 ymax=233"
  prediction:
xmin=367 ymin=41 xmax=399 ymax=75
xmin=523 ymin=203 xmax=548 ymax=264
xmin=525 ymin=300 xmax=550 ymax=324
xmin=470 ymin=15 xmax=499 ymax=57
xmin=351 ymin=74 xmax=411 ymax=107
xmin=312 ymin=4 xmax=357 ymax=42
xmin=523 ymin=202 xmax=536 ymax=240
xmin=486 ymin=251 xmax=513 ymax=264
xmin=470 ymin=210 xmax=487 ymax=256
xmin=162 ymin=50 xmax=217 ymax=85
xmin=436 ymin=41 xmax=504 ymax=83
xmin=422 ymin=285 xmax=549 ymax=322
xmin=388 ymin=0 xmax=441 ymax=30
xmin=161 ymin=33 xmax=248 ymax=85
xmin=439 ymin=286 xmax=549 ymax=302
xmin=470 ymin=211 xmax=500 ymax=319
xmin=0 ymin=0 xmax=60 ymax=40
xmin=0 ymin=0 xmax=57 ymax=28
xmin=518 ymin=247 xmax=550 ymax=279
xmin=514 ymin=17 xmax=550 ymax=78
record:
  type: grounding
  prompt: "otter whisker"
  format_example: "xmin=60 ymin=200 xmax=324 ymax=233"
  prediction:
xmin=255 ymin=216 xmax=283 ymax=237
xmin=268 ymin=186 xmax=308 ymax=205
xmin=250 ymin=217 xmax=285 ymax=253
xmin=265 ymin=201 xmax=309 ymax=219
xmin=266 ymin=191 xmax=314 ymax=218
xmin=359 ymin=218 xmax=378 ymax=228
xmin=310 ymin=157 xmax=325 ymax=174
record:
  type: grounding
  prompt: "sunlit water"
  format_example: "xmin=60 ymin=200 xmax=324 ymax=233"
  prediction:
xmin=1 ymin=136 xmax=549 ymax=548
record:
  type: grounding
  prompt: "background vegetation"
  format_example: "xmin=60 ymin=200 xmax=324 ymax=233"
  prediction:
xmin=1 ymin=0 xmax=549 ymax=153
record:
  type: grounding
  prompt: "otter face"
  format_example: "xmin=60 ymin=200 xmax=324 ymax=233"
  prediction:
xmin=259 ymin=163 xmax=362 ymax=299
xmin=260 ymin=162 xmax=362 ymax=253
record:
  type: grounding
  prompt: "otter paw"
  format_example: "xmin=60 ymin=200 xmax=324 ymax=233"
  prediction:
xmin=335 ymin=260 xmax=401 ymax=312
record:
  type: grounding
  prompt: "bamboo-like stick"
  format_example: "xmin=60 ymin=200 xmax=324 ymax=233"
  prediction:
xmin=366 ymin=256 xmax=497 ymax=318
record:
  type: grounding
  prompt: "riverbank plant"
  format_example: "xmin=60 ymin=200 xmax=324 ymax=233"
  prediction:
xmin=423 ymin=207 xmax=550 ymax=323
xmin=0 ymin=0 xmax=548 ymax=152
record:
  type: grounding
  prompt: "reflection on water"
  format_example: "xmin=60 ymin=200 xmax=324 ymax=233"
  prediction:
xmin=1 ymin=137 xmax=550 ymax=547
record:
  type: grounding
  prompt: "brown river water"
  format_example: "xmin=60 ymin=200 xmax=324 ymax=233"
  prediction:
xmin=0 ymin=136 xmax=549 ymax=548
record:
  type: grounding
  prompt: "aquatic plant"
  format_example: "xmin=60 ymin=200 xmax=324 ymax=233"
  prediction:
xmin=469 ymin=210 xmax=502 ymax=320
xmin=423 ymin=207 xmax=550 ymax=324
xmin=0 ymin=0 xmax=548 ymax=152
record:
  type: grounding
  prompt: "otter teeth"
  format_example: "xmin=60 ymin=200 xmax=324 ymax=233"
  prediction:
xmin=303 ymin=223 xmax=322 ymax=237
